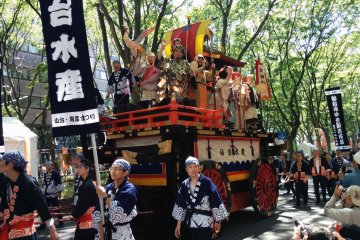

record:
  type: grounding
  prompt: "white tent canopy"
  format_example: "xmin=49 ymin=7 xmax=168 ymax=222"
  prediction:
xmin=2 ymin=117 xmax=38 ymax=178
xmin=297 ymin=142 xmax=316 ymax=158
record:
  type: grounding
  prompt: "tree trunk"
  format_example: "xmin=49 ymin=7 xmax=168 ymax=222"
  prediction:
xmin=221 ymin=12 xmax=228 ymax=53
xmin=134 ymin=0 xmax=141 ymax=39
xmin=237 ymin=0 xmax=277 ymax=60
xmin=97 ymin=3 xmax=112 ymax=75
xmin=151 ymin=0 xmax=168 ymax=53
xmin=41 ymin=97 xmax=56 ymax=161
xmin=116 ymin=0 xmax=130 ymax=65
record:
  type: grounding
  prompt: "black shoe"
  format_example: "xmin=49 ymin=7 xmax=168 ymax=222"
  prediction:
xmin=293 ymin=202 xmax=300 ymax=207
xmin=303 ymin=202 xmax=308 ymax=206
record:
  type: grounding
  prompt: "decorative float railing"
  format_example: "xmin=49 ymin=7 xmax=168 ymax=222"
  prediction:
xmin=100 ymin=98 xmax=224 ymax=133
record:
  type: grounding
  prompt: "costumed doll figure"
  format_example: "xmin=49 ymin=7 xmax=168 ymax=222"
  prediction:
xmin=189 ymin=54 xmax=215 ymax=108
xmin=123 ymin=26 xmax=147 ymax=105
xmin=243 ymin=75 xmax=259 ymax=131
xmin=225 ymin=67 xmax=237 ymax=129
xmin=168 ymin=45 xmax=190 ymax=99
xmin=215 ymin=69 xmax=231 ymax=126
xmin=139 ymin=52 xmax=161 ymax=102
xmin=229 ymin=72 xmax=242 ymax=130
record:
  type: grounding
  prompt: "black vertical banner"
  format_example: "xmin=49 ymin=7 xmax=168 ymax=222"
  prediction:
xmin=39 ymin=0 xmax=99 ymax=137
xmin=0 ymin=60 xmax=4 ymax=153
xmin=325 ymin=87 xmax=350 ymax=151
xmin=0 ymin=93 xmax=4 ymax=154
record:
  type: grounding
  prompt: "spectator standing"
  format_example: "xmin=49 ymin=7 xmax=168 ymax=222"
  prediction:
xmin=324 ymin=152 xmax=336 ymax=197
xmin=332 ymin=150 xmax=349 ymax=185
xmin=343 ymin=152 xmax=360 ymax=188
xmin=324 ymin=185 xmax=360 ymax=227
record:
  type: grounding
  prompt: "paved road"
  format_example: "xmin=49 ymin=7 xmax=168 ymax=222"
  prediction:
xmin=37 ymin=182 xmax=335 ymax=240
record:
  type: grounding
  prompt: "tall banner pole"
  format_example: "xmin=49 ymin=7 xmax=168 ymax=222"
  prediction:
xmin=185 ymin=16 xmax=191 ymax=61
xmin=39 ymin=0 xmax=104 ymax=238
xmin=91 ymin=134 xmax=105 ymax=225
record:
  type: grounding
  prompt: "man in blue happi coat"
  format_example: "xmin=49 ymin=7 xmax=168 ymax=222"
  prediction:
xmin=172 ymin=156 xmax=228 ymax=240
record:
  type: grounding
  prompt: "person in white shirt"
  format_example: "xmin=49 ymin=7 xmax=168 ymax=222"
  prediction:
xmin=324 ymin=185 xmax=360 ymax=227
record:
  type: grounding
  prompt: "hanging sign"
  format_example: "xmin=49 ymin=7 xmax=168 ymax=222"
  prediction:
xmin=325 ymin=87 xmax=350 ymax=151
xmin=39 ymin=0 xmax=99 ymax=137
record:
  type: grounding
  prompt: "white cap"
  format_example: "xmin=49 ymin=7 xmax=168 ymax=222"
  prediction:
xmin=353 ymin=152 xmax=360 ymax=165
xmin=347 ymin=186 xmax=360 ymax=207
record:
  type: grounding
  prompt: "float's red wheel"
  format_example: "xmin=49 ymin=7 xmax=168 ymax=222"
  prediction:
xmin=249 ymin=158 xmax=278 ymax=217
xmin=203 ymin=169 xmax=228 ymax=206
xmin=201 ymin=160 xmax=231 ymax=210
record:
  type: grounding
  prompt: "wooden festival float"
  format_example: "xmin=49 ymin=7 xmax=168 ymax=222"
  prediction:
xmin=90 ymin=19 xmax=279 ymax=237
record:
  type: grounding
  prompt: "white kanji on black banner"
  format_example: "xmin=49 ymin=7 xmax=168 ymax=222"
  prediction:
xmin=325 ymin=87 xmax=350 ymax=151
xmin=39 ymin=0 xmax=99 ymax=137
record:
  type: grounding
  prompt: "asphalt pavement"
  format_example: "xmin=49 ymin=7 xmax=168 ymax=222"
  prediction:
xmin=37 ymin=181 xmax=336 ymax=240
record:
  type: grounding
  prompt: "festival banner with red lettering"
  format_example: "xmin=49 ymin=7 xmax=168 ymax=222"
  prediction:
xmin=325 ymin=87 xmax=350 ymax=151
xmin=39 ymin=0 xmax=99 ymax=137
xmin=164 ymin=19 xmax=213 ymax=61
xmin=255 ymin=59 xmax=271 ymax=101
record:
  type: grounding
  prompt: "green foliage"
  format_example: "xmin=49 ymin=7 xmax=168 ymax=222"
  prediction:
xmin=1 ymin=0 xmax=359 ymax=151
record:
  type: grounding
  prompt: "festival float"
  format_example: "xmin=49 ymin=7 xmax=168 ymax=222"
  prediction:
xmin=91 ymin=19 xmax=279 ymax=236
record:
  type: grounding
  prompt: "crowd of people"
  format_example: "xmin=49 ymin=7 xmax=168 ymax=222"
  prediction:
xmin=275 ymin=149 xmax=358 ymax=206
xmin=0 ymin=151 xmax=228 ymax=240
xmin=276 ymin=149 xmax=360 ymax=240
xmin=1 ymin=143 xmax=359 ymax=240
xmin=103 ymin=32 xmax=261 ymax=131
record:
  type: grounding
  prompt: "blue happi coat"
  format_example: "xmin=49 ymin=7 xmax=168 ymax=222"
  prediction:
xmin=93 ymin=179 xmax=137 ymax=240
xmin=172 ymin=174 xmax=229 ymax=229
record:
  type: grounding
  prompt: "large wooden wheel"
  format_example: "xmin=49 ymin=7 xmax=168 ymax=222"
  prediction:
xmin=201 ymin=160 xmax=231 ymax=210
xmin=249 ymin=158 xmax=278 ymax=217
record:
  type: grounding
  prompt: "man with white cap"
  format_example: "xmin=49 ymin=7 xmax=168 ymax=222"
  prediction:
xmin=94 ymin=158 xmax=137 ymax=240
xmin=343 ymin=151 xmax=360 ymax=188
xmin=172 ymin=156 xmax=228 ymax=240
xmin=324 ymin=185 xmax=360 ymax=227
